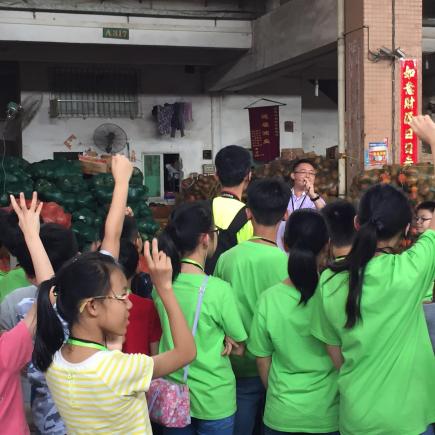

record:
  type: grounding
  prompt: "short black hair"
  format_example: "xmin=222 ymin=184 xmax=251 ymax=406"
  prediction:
xmin=15 ymin=223 xmax=79 ymax=278
xmin=416 ymin=201 xmax=435 ymax=213
xmin=292 ymin=159 xmax=317 ymax=172
xmin=0 ymin=210 xmax=28 ymax=256
xmin=99 ymin=215 xmax=139 ymax=244
xmin=215 ymin=145 xmax=251 ymax=187
xmin=321 ymin=200 xmax=356 ymax=248
xmin=247 ymin=178 xmax=291 ymax=226
xmin=121 ymin=216 xmax=139 ymax=243
xmin=118 ymin=239 xmax=139 ymax=280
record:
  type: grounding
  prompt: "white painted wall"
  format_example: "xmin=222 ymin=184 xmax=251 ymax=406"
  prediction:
xmin=301 ymin=109 xmax=338 ymax=154
xmin=21 ymin=91 xmax=302 ymax=176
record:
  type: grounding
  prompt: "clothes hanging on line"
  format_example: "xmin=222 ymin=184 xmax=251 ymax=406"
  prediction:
xmin=152 ymin=101 xmax=192 ymax=137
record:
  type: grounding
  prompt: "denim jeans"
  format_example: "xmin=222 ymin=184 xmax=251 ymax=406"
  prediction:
xmin=234 ymin=376 xmax=265 ymax=435
xmin=264 ymin=428 xmax=339 ymax=435
xmin=163 ymin=414 xmax=235 ymax=435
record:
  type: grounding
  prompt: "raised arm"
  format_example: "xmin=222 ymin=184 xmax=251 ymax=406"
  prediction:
xmin=10 ymin=192 xmax=54 ymax=335
xmin=144 ymin=239 xmax=196 ymax=378
xmin=410 ymin=115 xmax=435 ymax=231
xmin=100 ymin=155 xmax=133 ymax=260
xmin=10 ymin=192 xmax=54 ymax=284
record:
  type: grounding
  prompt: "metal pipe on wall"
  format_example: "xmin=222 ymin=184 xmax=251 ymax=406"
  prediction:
xmin=337 ymin=0 xmax=346 ymax=196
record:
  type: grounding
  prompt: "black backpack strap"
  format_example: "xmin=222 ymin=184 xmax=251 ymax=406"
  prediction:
xmin=227 ymin=206 xmax=249 ymax=234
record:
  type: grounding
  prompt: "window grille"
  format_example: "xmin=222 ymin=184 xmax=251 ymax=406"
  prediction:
xmin=49 ymin=67 xmax=140 ymax=119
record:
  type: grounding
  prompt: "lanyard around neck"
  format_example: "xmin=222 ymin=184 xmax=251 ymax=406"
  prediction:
xmin=250 ymin=236 xmax=277 ymax=247
xmin=67 ymin=337 xmax=108 ymax=352
xmin=181 ymin=258 xmax=205 ymax=272
xmin=221 ymin=191 xmax=239 ymax=201
xmin=290 ymin=191 xmax=307 ymax=212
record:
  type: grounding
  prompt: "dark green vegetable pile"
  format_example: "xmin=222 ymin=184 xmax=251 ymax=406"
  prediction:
xmin=0 ymin=157 xmax=160 ymax=248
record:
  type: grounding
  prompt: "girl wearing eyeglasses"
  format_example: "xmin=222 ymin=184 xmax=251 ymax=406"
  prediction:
xmin=18 ymin=192 xmax=196 ymax=435
xmin=156 ymin=201 xmax=247 ymax=435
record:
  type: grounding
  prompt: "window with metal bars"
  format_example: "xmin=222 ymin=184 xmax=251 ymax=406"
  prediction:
xmin=49 ymin=67 xmax=140 ymax=119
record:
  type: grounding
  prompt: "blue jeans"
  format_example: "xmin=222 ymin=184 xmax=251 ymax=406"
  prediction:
xmin=265 ymin=428 xmax=339 ymax=435
xmin=234 ymin=376 xmax=265 ymax=435
xmin=163 ymin=415 xmax=235 ymax=435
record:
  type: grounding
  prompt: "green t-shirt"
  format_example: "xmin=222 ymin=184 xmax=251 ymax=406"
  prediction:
xmin=311 ymin=230 xmax=435 ymax=435
xmin=214 ymin=241 xmax=288 ymax=377
xmin=249 ymin=282 xmax=339 ymax=432
xmin=0 ymin=267 xmax=29 ymax=303
xmin=154 ymin=273 xmax=247 ymax=420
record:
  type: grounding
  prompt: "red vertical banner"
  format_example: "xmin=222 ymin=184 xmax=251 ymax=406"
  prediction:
xmin=248 ymin=106 xmax=280 ymax=162
xmin=400 ymin=59 xmax=418 ymax=165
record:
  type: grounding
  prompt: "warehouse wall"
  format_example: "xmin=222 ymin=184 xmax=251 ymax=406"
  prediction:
xmin=20 ymin=63 xmax=302 ymax=176
xmin=21 ymin=91 xmax=302 ymax=176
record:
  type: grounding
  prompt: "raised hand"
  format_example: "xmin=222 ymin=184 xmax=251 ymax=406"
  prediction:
xmin=410 ymin=115 xmax=435 ymax=147
xmin=111 ymin=154 xmax=133 ymax=184
xmin=144 ymin=239 xmax=173 ymax=296
xmin=10 ymin=191 xmax=54 ymax=284
xmin=10 ymin=192 xmax=43 ymax=237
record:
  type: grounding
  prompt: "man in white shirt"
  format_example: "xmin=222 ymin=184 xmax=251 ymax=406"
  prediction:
xmin=276 ymin=159 xmax=325 ymax=250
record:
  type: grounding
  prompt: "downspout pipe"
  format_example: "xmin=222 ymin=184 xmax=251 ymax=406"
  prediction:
xmin=337 ymin=0 xmax=346 ymax=197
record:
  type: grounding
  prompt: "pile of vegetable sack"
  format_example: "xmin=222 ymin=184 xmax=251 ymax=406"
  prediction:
xmin=0 ymin=157 xmax=159 ymax=249
xmin=349 ymin=163 xmax=435 ymax=205
xmin=253 ymin=156 xmax=339 ymax=202
xmin=180 ymin=175 xmax=221 ymax=202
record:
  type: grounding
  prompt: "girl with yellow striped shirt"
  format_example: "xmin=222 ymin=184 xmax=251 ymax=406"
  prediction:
xmin=32 ymin=238 xmax=196 ymax=435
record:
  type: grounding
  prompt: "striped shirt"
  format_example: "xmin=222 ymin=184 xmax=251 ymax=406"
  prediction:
xmin=45 ymin=350 xmax=154 ymax=434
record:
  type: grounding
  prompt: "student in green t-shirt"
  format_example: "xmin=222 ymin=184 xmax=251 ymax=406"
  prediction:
xmin=156 ymin=201 xmax=247 ymax=435
xmin=311 ymin=114 xmax=435 ymax=435
xmin=249 ymin=209 xmax=339 ymax=435
xmin=214 ymin=178 xmax=291 ymax=435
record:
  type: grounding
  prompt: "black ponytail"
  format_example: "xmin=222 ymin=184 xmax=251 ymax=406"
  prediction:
xmin=158 ymin=201 xmax=213 ymax=281
xmin=33 ymin=252 xmax=119 ymax=372
xmin=329 ymin=184 xmax=412 ymax=328
xmin=284 ymin=209 xmax=329 ymax=304
xmin=33 ymin=277 xmax=64 ymax=372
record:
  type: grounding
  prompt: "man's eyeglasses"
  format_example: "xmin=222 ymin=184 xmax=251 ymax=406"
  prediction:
xmin=210 ymin=227 xmax=220 ymax=236
xmin=294 ymin=170 xmax=317 ymax=177
xmin=79 ymin=289 xmax=131 ymax=313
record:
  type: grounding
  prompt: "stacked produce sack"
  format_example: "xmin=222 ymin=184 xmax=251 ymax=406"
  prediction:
xmin=180 ymin=175 xmax=221 ymax=202
xmin=349 ymin=163 xmax=435 ymax=205
xmin=0 ymin=157 xmax=158 ymax=249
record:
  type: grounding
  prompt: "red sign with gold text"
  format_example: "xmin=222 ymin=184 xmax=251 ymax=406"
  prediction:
xmin=400 ymin=59 xmax=418 ymax=165
xmin=248 ymin=105 xmax=280 ymax=162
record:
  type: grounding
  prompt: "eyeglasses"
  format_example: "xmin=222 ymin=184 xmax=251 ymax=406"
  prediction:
xmin=294 ymin=170 xmax=317 ymax=177
xmin=414 ymin=216 xmax=432 ymax=223
xmin=210 ymin=227 xmax=221 ymax=236
xmin=79 ymin=289 xmax=131 ymax=313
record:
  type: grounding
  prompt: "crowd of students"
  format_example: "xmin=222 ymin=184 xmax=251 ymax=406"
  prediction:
xmin=0 ymin=114 xmax=434 ymax=435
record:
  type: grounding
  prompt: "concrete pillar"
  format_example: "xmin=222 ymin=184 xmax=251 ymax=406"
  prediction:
xmin=344 ymin=0 xmax=422 ymax=185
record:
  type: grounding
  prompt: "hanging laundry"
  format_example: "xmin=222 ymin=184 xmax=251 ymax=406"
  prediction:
xmin=152 ymin=101 xmax=193 ymax=137
xmin=183 ymin=102 xmax=193 ymax=123
xmin=152 ymin=104 xmax=174 ymax=135
xmin=171 ymin=102 xmax=185 ymax=138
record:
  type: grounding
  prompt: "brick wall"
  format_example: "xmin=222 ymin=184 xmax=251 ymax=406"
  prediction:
xmin=345 ymin=0 xmax=422 ymax=184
